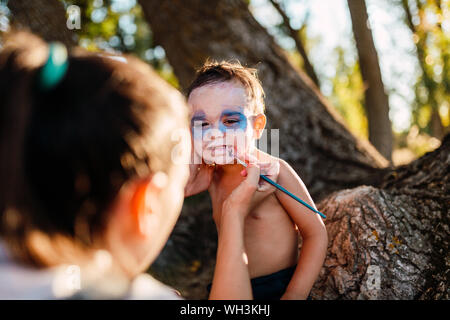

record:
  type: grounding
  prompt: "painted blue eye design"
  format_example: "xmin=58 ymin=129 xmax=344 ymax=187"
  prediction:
xmin=220 ymin=111 xmax=247 ymax=131
xmin=190 ymin=109 xmax=248 ymax=139
xmin=191 ymin=112 xmax=206 ymax=127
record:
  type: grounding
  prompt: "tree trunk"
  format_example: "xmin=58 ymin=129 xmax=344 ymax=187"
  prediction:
xmin=268 ymin=0 xmax=320 ymax=88
xmin=139 ymin=0 xmax=448 ymax=299
xmin=8 ymin=0 xmax=77 ymax=47
xmin=347 ymin=0 xmax=393 ymax=162
xmin=313 ymin=133 xmax=449 ymax=299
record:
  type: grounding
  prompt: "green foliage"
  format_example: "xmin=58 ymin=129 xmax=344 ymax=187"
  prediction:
xmin=406 ymin=0 xmax=449 ymax=136
xmin=61 ymin=0 xmax=178 ymax=87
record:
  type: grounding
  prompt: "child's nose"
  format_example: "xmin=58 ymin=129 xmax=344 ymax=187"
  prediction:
xmin=205 ymin=127 xmax=224 ymax=140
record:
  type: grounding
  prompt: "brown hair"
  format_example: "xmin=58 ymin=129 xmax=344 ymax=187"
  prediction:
xmin=0 ymin=32 xmax=188 ymax=266
xmin=186 ymin=60 xmax=265 ymax=114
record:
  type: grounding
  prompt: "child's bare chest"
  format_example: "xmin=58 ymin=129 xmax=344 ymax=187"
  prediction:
xmin=209 ymin=176 xmax=299 ymax=277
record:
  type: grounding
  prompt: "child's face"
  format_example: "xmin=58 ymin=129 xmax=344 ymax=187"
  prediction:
xmin=188 ymin=81 xmax=258 ymax=164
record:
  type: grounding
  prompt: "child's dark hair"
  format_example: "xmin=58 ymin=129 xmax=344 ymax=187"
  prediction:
xmin=0 ymin=32 xmax=187 ymax=266
xmin=186 ymin=60 xmax=265 ymax=114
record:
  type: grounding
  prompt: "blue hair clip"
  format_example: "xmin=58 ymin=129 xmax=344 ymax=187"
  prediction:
xmin=38 ymin=42 xmax=69 ymax=91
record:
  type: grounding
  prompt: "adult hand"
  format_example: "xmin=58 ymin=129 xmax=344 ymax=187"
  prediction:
xmin=244 ymin=153 xmax=280 ymax=193
xmin=184 ymin=163 xmax=214 ymax=197
xmin=221 ymin=163 xmax=276 ymax=222
xmin=209 ymin=163 xmax=276 ymax=300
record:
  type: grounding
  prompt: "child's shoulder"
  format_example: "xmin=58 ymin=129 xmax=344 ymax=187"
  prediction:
xmin=254 ymin=149 xmax=300 ymax=181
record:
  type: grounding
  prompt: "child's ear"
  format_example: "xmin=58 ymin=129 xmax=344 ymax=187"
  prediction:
xmin=253 ymin=114 xmax=266 ymax=139
xmin=130 ymin=172 xmax=168 ymax=237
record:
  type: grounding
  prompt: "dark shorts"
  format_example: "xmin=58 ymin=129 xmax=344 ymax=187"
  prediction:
xmin=207 ymin=265 xmax=298 ymax=300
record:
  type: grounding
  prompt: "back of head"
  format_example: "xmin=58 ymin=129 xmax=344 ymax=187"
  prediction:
xmin=0 ymin=32 xmax=188 ymax=266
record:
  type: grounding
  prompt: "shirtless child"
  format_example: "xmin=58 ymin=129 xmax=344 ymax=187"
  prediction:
xmin=186 ymin=61 xmax=328 ymax=300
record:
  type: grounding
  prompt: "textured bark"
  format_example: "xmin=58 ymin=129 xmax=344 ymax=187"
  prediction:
xmin=139 ymin=0 xmax=390 ymax=202
xmin=8 ymin=0 xmax=77 ymax=47
xmin=139 ymin=0 xmax=448 ymax=300
xmin=313 ymin=134 xmax=449 ymax=299
xmin=347 ymin=0 xmax=393 ymax=162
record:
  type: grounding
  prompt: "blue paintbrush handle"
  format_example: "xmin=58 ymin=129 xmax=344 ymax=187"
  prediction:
xmin=259 ymin=174 xmax=327 ymax=219
xmin=234 ymin=156 xmax=326 ymax=219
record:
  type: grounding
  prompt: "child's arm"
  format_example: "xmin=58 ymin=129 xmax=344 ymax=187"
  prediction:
xmin=275 ymin=159 xmax=328 ymax=300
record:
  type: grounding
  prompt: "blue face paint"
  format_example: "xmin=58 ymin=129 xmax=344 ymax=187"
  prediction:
xmin=191 ymin=111 xmax=206 ymax=140
xmin=218 ymin=110 xmax=248 ymax=132
xmin=191 ymin=109 xmax=248 ymax=139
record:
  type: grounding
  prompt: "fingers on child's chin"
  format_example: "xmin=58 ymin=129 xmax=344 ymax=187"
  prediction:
xmin=260 ymin=183 xmax=275 ymax=191
xmin=244 ymin=153 xmax=259 ymax=163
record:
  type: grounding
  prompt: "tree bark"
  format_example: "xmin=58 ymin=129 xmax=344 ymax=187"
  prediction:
xmin=8 ymin=0 xmax=77 ymax=47
xmin=347 ymin=0 xmax=393 ymax=162
xmin=268 ymin=0 xmax=320 ymax=88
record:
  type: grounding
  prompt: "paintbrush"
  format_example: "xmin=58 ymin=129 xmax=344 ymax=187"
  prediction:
xmin=234 ymin=156 xmax=326 ymax=219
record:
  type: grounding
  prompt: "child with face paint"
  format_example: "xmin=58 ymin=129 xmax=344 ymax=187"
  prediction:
xmin=186 ymin=61 xmax=328 ymax=300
